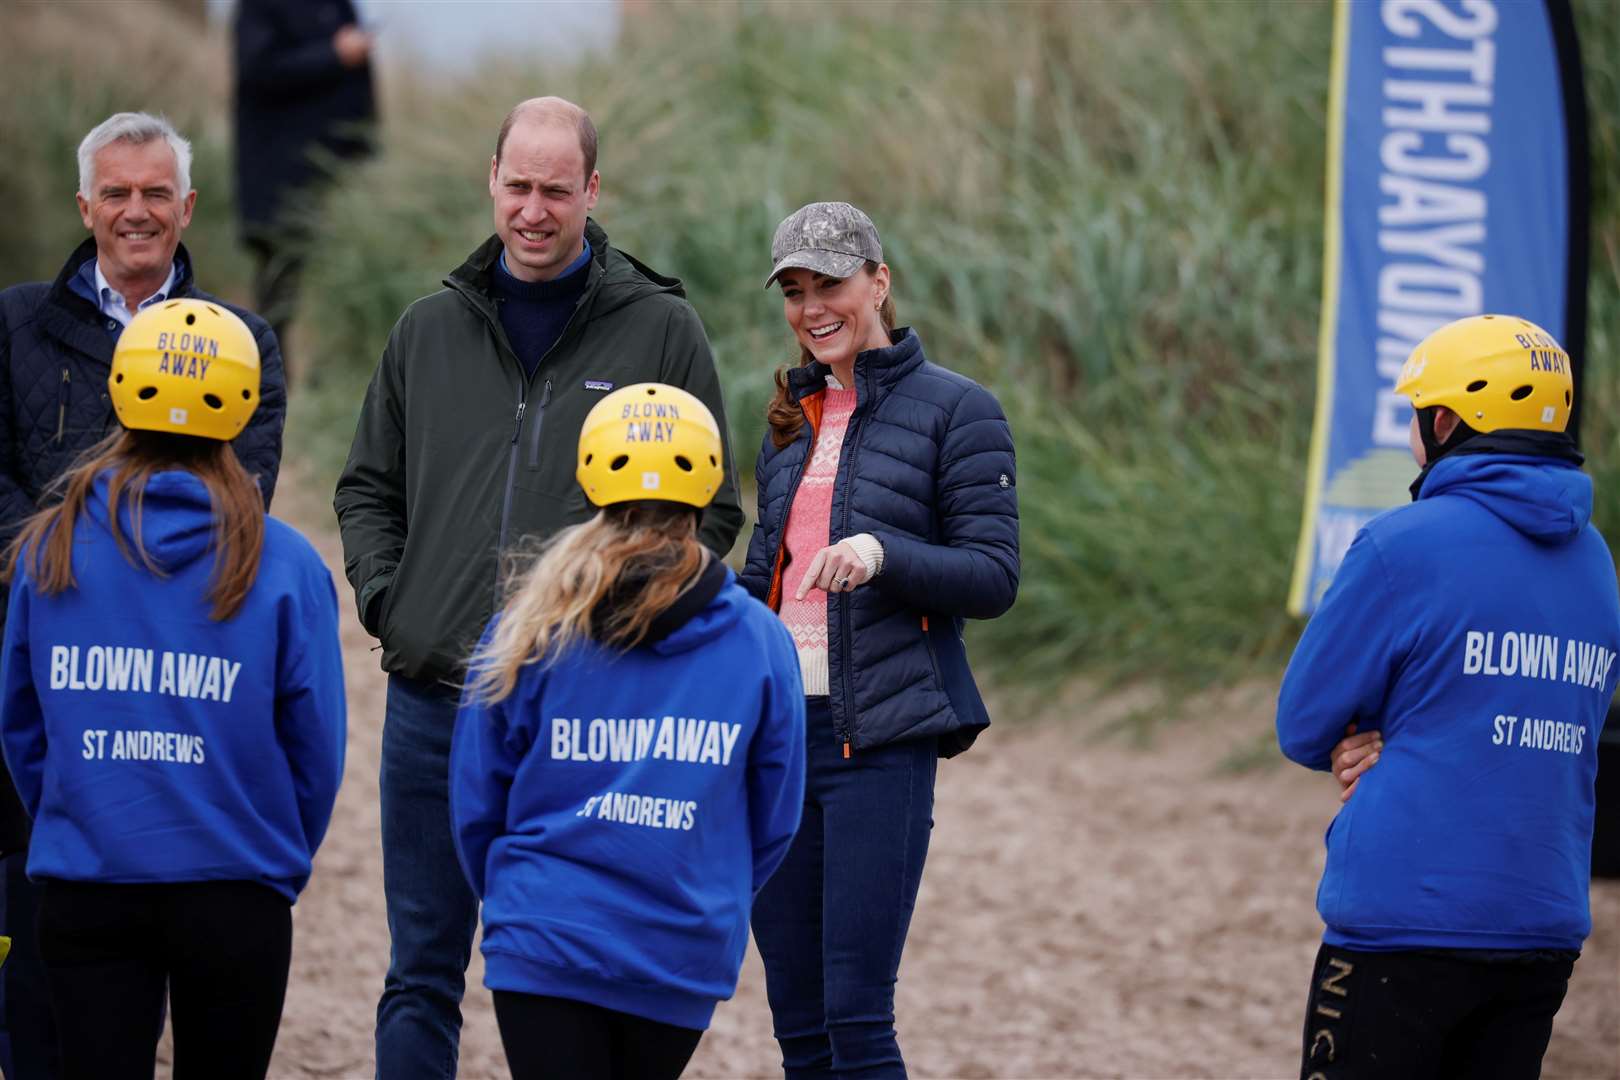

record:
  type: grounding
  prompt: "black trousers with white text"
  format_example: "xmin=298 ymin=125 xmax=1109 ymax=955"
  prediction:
xmin=36 ymin=878 xmax=292 ymax=1080
xmin=1299 ymin=942 xmax=1575 ymax=1080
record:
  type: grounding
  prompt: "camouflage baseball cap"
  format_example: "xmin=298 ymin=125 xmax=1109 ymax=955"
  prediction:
xmin=763 ymin=202 xmax=883 ymax=289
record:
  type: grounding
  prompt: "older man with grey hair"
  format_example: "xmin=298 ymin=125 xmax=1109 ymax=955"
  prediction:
xmin=0 ymin=110 xmax=286 ymax=1079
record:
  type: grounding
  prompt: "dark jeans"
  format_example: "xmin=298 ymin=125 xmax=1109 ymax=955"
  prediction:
xmin=36 ymin=879 xmax=291 ymax=1080
xmin=3 ymin=851 xmax=58 ymax=1080
xmin=752 ymin=697 xmax=937 ymax=1080
xmin=492 ymin=992 xmax=702 ymax=1080
xmin=1300 ymin=942 xmax=1576 ymax=1080
xmin=375 ymin=674 xmax=479 ymax=1080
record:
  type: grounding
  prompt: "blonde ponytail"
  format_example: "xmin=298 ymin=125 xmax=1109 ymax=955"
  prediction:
xmin=468 ymin=503 xmax=708 ymax=703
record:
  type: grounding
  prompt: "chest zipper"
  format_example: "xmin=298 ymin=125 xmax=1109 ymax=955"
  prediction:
xmin=836 ymin=410 xmax=865 ymax=761
xmin=527 ymin=379 xmax=552 ymax=469
xmin=55 ymin=367 xmax=71 ymax=444
xmin=497 ymin=395 xmax=527 ymax=559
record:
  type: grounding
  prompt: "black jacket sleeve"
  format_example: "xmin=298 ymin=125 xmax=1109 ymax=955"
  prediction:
xmin=232 ymin=315 xmax=286 ymax=508
xmin=333 ymin=313 xmax=408 ymax=636
xmin=235 ymin=0 xmax=352 ymax=97
xmin=657 ymin=300 xmax=745 ymax=558
xmin=869 ymin=385 xmax=1020 ymax=620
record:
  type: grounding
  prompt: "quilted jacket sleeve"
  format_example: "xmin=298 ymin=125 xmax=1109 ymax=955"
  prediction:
xmin=232 ymin=314 xmax=287 ymax=508
xmin=737 ymin=432 xmax=776 ymax=603
xmin=0 ymin=301 xmax=39 ymax=546
xmin=868 ymin=384 xmax=1019 ymax=620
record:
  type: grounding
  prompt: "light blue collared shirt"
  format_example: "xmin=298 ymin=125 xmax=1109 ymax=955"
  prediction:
xmin=72 ymin=259 xmax=178 ymax=330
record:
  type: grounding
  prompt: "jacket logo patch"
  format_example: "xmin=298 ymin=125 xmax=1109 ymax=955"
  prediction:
xmin=585 ymin=380 xmax=614 ymax=392
xmin=999 ymin=473 xmax=1011 ymax=489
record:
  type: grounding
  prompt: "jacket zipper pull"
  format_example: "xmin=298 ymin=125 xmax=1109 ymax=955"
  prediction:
xmin=540 ymin=379 xmax=552 ymax=407
xmin=55 ymin=367 xmax=70 ymax=444
xmin=843 ymin=741 xmax=851 ymax=759
xmin=511 ymin=400 xmax=526 ymax=443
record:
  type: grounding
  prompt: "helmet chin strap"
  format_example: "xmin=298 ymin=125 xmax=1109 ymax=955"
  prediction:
xmin=1416 ymin=406 xmax=1480 ymax=464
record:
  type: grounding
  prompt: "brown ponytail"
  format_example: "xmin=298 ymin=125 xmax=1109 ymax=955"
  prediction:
xmin=766 ymin=262 xmax=897 ymax=449
xmin=4 ymin=430 xmax=266 ymax=621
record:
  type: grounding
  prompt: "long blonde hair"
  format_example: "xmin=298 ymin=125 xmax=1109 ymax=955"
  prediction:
xmin=469 ymin=502 xmax=709 ymax=703
xmin=4 ymin=429 xmax=265 ymax=621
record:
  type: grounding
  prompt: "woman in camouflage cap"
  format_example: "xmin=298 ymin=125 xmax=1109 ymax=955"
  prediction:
xmin=740 ymin=201 xmax=1020 ymax=1078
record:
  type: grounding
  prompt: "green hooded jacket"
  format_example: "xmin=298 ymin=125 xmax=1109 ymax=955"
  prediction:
xmin=334 ymin=221 xmax=744 ymax=682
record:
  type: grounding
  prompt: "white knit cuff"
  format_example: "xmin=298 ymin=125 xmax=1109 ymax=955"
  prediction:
xmin=844 ymin=533 xmax=885 ymax=578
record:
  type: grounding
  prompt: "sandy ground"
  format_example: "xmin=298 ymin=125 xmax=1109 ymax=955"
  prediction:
xmin=203 ymin=470 xmax=1616 ymax=1080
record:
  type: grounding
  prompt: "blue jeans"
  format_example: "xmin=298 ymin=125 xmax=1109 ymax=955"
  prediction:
xmin=751 ymin=698 xmax=937 ymax=1080
xmin=375 ymin=674 xmax=479 ymax=1080
xmin=4 ymin=850 xmax=58 ymax=1080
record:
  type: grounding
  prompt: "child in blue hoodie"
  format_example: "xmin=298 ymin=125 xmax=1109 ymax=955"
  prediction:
xmin=1278 ymin=315 xmax=1619 ymax=1079
xmin=451 ymin=383 xmax=806 ymax=1080
xmin=0 ymin=300 xmax=345 ymax=1080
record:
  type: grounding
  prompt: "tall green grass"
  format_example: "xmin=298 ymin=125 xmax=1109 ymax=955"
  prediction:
xmin=0 ymin=4 xmax=250 ymax=299
xmin=7 ymin=1 xmax=1618 ymax=696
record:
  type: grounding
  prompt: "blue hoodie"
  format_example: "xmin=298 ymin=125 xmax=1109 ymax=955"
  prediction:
xmin=451 ymin=568 xmax=805 ymax=1030
xmin=0 ymin=471 xmax=346 ymax=901
xmin=1278 ymin=453 xmax=1620 ymax=952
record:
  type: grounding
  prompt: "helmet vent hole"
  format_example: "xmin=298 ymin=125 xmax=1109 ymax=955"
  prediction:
xmin=185 ymin=313 xmax=196 ymax=326
xmin=206 ymin=305 xmax=220 ymax=316
xmin=709 ymin=454 xmax=717 ymax=467
xmin=137 ymin=386 xmax=158 ymax=401
xmin=1466 ymin=380 xmax=1488 ymax=393
xmin=203 ymin=394 xmax=223 ymax=410
xmin=674 ymin=455 xmax=693 ymax=472
xmin=114 ymin=373 xmax=124 ymax=384
xmin=645 ymin=387 xmax=657 ymax=396
xmin=1509 ymin=385 xmax=1533 ymax=402
xmin=1565 ymin=391 xmax=1572 ymax=407
xmin=584 ymin=453 xmax=593 ymax=466
xmin=241 ymin=389 xmax=251 ymax=400
xmin=609 ymin=454 xmax=629 ymax=471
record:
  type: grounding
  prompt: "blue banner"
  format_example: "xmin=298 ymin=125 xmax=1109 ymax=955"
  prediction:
xmin=1290 ymin=0 xmax=1583 ymax=614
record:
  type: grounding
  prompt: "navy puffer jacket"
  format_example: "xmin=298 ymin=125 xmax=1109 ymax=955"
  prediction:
xmin=0 ymin=239 xmax=286 ymax=542
xmin=739 ymin=329 xmax=1018 ymax=757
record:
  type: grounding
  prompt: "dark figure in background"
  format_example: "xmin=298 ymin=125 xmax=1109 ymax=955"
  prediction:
xmin=0 ymin=110 xmax=286 ymax=1080
xmin=234 ymin=0 xmax=376 ymax=380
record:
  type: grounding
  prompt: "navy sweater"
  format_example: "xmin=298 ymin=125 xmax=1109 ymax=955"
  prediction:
xmin=492 ymin=244 xmax=592 ymax=378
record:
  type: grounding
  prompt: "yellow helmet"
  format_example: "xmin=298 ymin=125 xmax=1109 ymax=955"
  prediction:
xmin=108 ymin=299 xmax=261 ymax=441
xmin=576 ymin=384 xmax=724 ymax=509
xmin=1394 ymin=314 xmax=1573 ymax=433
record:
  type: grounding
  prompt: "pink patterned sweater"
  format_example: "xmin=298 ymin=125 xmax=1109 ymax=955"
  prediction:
xmin=779 ymin=385 xmax=858 ymax=696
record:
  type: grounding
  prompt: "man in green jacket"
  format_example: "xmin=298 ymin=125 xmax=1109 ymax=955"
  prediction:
xmin=333 ymin=96 xmax=743 ymax=1076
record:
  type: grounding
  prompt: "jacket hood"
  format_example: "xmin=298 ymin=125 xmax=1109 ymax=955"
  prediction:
xmin=84 ymin=470 xmax=219 ymax=573
xmin=649 ymin=567 xmax=748 ymax=657
xmin=446 ymin=220 xmax=683 ymax=322
xmin=1418 ymin=453 xmax=1592 ymax=544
